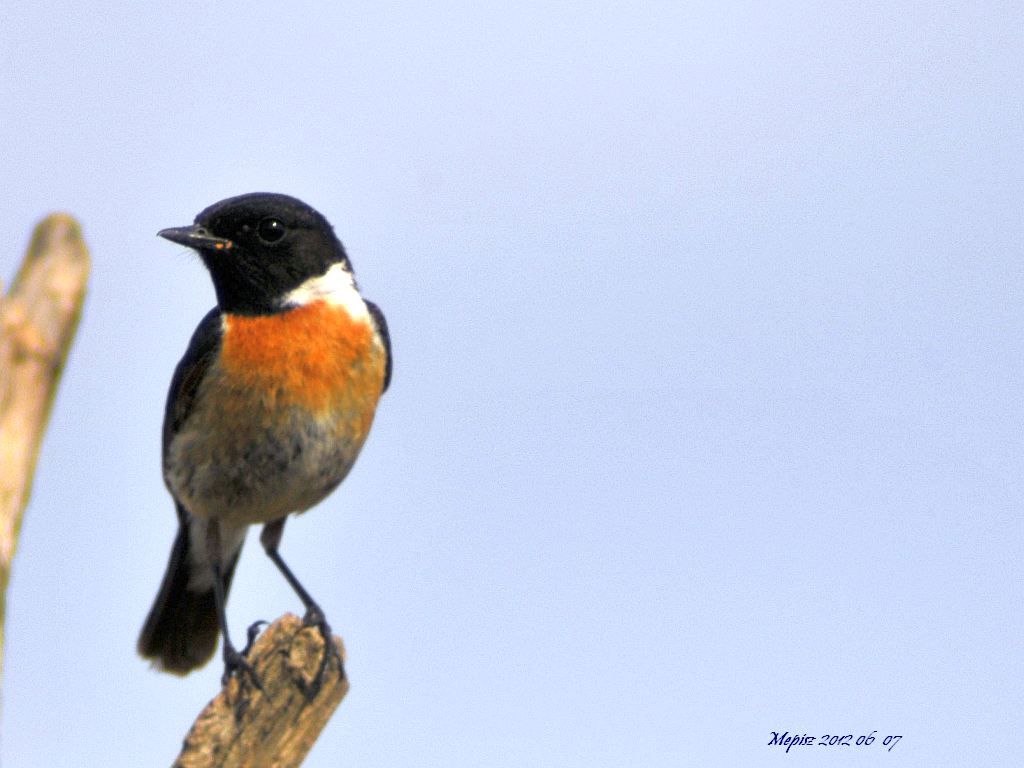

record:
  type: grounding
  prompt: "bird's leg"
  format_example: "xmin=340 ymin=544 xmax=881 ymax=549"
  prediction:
xmin=208 ymin=519 xmax=264 ymax=693
xmin=260 ymin=517 xmax=344 ymax=697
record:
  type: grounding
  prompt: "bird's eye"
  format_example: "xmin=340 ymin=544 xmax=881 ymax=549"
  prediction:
xmin=257 ymin=218 xmax=286 ymax=243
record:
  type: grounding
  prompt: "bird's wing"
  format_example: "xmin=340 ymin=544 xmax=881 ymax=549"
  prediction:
xmin=162 ymin=307 xmax=223 ymax=463
xmin=365 ymin=299 xmax=392 ymax=393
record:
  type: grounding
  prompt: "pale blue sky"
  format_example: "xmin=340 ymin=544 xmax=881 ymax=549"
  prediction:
xmin=2 ymin=2 xmax=1023 ymax=766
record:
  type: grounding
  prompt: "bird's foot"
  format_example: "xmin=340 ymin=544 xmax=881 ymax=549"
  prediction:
xmin=301 ymin=604 xmax=345 ymax=699
xmin=221 ymin=640 xmax=266 ymax=696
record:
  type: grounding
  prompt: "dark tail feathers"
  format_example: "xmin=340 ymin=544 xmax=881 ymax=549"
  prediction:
xmin=137 ymin=522 xmax=240 ymax=675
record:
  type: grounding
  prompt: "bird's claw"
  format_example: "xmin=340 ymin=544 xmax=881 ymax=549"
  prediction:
xmin=241 ymin=619 xmax=268 ymax=656
xmin=301 ymin=605 xmax=345 ymax=698
xmin=221 ymin=643 xmax=266 ymax=696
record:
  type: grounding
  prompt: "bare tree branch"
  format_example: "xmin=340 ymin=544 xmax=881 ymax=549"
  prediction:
xmin=173 ymin=614 xmax=348 ymax=768
xmin=0 ymin=213 xmax=89 ymax=686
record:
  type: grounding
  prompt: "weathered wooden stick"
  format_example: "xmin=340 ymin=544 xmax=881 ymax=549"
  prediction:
xmin=0 ymin=213 xmax=89 ymax=686
xmin=173 ymin=614 xmax=348 ymax=768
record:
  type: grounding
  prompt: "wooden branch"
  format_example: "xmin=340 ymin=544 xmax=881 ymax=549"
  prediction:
xmin=0 ymin=213 xmax=89 ymax=685
xmin=173 ymin=614 xmax=348 ymax=768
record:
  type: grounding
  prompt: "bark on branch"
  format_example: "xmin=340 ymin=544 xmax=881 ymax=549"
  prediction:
xmin=0 ymin=213 xmax=89 ymax=686
xmin=173 ymin=614 xmax=348 ymax=768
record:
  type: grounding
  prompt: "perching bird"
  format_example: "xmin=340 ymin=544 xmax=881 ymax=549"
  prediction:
xmin=138 ymin=192 xmax=391 ymax=686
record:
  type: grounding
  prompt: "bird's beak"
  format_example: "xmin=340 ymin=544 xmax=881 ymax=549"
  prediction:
xmin=157 ymin=225 xmax=234 ymax=252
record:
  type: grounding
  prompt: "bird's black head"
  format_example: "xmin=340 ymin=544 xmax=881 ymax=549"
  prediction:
xmin=159 ymin=192 xmax=352 ymax=315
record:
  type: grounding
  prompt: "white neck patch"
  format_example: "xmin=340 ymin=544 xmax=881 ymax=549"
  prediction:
xmin=280 ymin=262 xmax=369 ymax=321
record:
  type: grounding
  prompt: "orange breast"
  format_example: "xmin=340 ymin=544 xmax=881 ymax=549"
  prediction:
xmin=220 ymin=302 xmax=384 ymax=423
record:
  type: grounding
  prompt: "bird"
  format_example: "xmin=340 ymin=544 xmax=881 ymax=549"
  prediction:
xmin=137 ymin=192 xmax=391 ymax=688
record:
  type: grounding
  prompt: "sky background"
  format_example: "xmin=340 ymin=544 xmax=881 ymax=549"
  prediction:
xmin=2 ymin=1 xmax=1023 ymax=766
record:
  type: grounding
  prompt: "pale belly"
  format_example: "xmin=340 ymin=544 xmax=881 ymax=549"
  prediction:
xmin=165 ymin=407 xmax=366 ymax=526
xmin=164 ymin=371 xmax=378 ymax=526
